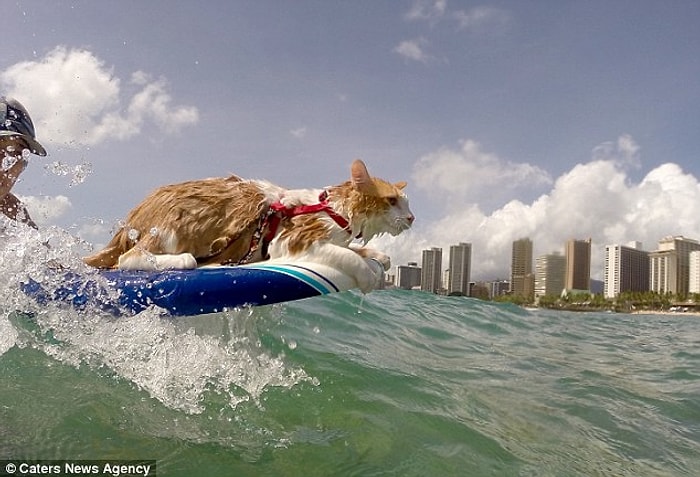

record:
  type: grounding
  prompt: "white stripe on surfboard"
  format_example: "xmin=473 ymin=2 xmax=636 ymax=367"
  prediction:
xmin=246 ymin=263 xmax=340 ymax=294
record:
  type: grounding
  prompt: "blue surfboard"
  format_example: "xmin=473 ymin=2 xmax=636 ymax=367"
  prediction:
xmin=22 ymin=260 xmax=384 ymax=317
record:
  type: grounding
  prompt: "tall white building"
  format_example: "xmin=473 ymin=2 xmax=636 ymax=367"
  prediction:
xmin=689 ymin=251 xmax=700 ymax=294
xmin=421 ymin=247 xmax=443 ymax=294
xmin=603 ymin=242 xmax=650 ymax=299
xmin=448 ymin=242 xmax=472 ymax=296
xmin=534 ymin=253 xmax=566 ymax=298
xmin=649 ymin=236 xmax=700 ymax=295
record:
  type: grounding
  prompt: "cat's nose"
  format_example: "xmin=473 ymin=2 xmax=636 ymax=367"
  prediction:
xmin=407 ymin=214 xmax=415 ymax=224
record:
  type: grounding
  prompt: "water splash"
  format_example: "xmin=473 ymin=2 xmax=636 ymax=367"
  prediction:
xmin=45 ymin=161 xmax=93 ymax=186
xmin=32 ymin=306 xmax=309 ymax=414
xmin=0 ymin=314 xmax=18 ymax=356
xmin=0 ymin=220 xmax=310 ymax=414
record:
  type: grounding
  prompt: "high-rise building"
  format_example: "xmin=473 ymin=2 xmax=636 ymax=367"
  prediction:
xmin=603 ymin=242 xmax=650 ymax=299
xmin=448 ymin=242 xmax=471 ymax=296
xmin=649 ymin=236 xmax=700 ymax=295
xmin=534 ymin=253 xmax=566 ymax=298
xmin=421 ymin=247 xmax=443 ymax=294
xmin=565 ymin=238 xmax=592 ymax=292
xmin=689 ymin=251 xmax=700 ymax=294
xmin=650 ymin=248 xmax=677 ymax=294
xmin=396 ymin=262 xmax=422 ymax=290
xmin=489 ymin=280 xmax=511 ymax=299
xmin=511 ymin=238 xmax=534 ymax=299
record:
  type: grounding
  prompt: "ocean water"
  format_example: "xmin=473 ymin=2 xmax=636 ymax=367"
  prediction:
xmin=1 ymin=226 xmax=699 ymax=476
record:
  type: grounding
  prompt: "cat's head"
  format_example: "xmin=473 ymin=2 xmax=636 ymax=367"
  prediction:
xmin=343 ymin=159 xmax=414 ymax=240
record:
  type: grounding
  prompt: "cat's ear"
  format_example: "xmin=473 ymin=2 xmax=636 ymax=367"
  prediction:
xmin=351 ymin=159 xmax=373 ymax=193
xmin=394 ymin=181 xmax=407 ymax=190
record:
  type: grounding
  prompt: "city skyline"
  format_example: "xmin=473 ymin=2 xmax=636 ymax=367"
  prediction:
xmin=401 ymin=233 xmax=700 ymax=299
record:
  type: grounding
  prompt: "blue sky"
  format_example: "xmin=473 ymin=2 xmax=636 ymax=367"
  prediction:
xmin=3 ymin=1 xmax=700 ymax=280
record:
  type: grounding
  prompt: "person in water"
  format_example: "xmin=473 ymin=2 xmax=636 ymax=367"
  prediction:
xmin=0 ymin=96 xmax=47 ymax=228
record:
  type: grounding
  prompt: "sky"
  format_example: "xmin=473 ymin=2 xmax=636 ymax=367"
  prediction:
xmin=3 ymin=0 xmax=700 ymax=281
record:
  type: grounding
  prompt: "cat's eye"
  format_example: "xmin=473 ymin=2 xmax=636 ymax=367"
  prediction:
xmin=388 ymin=197 xmax=398 ymax=206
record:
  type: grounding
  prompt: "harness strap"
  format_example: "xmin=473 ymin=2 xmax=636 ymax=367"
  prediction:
xmin=263 ymin=191 xmax=351 ymax=243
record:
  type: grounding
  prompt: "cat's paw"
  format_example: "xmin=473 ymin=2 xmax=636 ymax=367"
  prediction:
xmin=357 ymin=258 xmax=384 ymax=293
xmin=371 ymin=251 xmax=391 ymax=271
xmin=120 ymin=251 xmax=198 ymax=270
xmin=155 ymin=253 xmax=198 ymax=270
xmin=355 ymin=247 xmax=391 ymax=271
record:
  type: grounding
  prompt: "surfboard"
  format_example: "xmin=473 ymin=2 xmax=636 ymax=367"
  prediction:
xmin=21 ymin=259 xmax=385 ymax=317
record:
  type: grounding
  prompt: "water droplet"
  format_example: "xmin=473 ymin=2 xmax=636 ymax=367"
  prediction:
xmin=149 ymin=227 xmax=159 ymax=236
xmin=313 ymin=326 xmax=320 ymax=334
xmin=287 ymin=340 xmax=297 ymax=350
xmin=69 ymin=162 xmax=93 ymax=186
xmin=127 ymin=228 xmax=140 ymax=241
xmin=2 ymin=155 xmax=18 ymax=170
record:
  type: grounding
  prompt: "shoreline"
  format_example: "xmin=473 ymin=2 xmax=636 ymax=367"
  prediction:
xmin=529 ymin=305 xmax=700 ymax=316
xmin=630 ymin=309 xmax=700 ymax=317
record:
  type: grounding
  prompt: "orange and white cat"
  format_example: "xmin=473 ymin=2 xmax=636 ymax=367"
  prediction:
xmin=84 ymin=160 xmax=414 ymax=292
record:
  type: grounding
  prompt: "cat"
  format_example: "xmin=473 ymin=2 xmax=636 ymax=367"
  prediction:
xmin=83 ymin=160 xmax=414 ymax=293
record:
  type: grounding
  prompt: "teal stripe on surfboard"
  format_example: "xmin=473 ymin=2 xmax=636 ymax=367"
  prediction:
xmin=248 ymin=264 xmax=339 ymax=294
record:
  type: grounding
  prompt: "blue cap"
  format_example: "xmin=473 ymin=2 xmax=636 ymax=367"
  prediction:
xmin=0 ymin=96 xmax=47 ymax=156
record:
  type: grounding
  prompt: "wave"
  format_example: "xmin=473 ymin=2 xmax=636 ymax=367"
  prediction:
xmin=2 ymin=224 xmax=699 ymax=475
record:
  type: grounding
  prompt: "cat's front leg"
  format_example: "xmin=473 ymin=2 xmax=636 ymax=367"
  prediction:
xmin=349 ymin=244 xmax=391 ymax=271
xmin=302 ymin=243 xmax=384 ymax=293
xmin=348 ymin=247 xmax=387 ymax=293
xmin=118 ymin=248 xmax=197 ymax=270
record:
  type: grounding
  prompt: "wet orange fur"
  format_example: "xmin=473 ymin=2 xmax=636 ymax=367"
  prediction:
xmin=277 ymin=181 xmax=401 ymax=255
xmin=280 ymin=215 xmax=332 ymax=255
xmin=84 ymin=160 xmax=413 ymax=279
xmin=84 ymin=176 xmax=268 ymax=268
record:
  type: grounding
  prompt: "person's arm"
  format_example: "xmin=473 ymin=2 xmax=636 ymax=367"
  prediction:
xmin=0 ymin=190 xmax=37 ymax=228
xmin=0 ymin=158 xmax=28 ymax=199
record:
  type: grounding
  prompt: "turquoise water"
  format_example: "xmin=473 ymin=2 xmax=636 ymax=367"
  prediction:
xmin=1 ymin=229 xmax=699 ymax=476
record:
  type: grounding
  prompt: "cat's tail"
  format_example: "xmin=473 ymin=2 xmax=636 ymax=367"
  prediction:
xmin=83 ymin=228 xmax=130 ymax=269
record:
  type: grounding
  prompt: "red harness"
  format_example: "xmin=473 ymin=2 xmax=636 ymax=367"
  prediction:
xmin=263 ymin=191 xmax=351 ymax=243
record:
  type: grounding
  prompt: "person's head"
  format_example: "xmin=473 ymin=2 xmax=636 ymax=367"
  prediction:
xmin=0 ymin=96 xmax=46 ymax=158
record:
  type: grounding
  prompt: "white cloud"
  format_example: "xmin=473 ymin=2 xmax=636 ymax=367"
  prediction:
xmin=393 ymin=38 xmax=432 ymax=63
xmin=125 ymin=71 xmax=199 ymax=135
xmin=21 ymin=195 xmax=72 ymax=225
xmin=412 ymin=139 xmax=552 ymax=206
xmin=1 ymin=46 xmax=199 ymax=148
xmin=290 ymin=126 xmax=307 ymax=139
xmin=453 ymin=6 xmax=510 ymax=32
xmin=374 ymin=135 xmax=700 ymax=283
xmin=591 ymin=133 xmax=641 ymax=167
xmin=405 ymin=2 xmax=509 ymax=33
xmin=405 ymin=0 xmax=447 ymax=23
